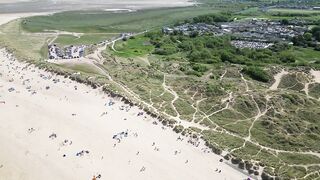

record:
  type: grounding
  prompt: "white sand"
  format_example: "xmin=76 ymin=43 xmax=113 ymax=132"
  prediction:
xmin=269 ymin=69 xmax=289 ymax=90
xmin=311 ymin=69 xmax=320 ymax=83
xmin=0 ymin=49 xmax=250 ymax=180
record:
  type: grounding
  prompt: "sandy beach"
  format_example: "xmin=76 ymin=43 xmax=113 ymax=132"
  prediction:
xmin=0 ymin=12 xmax=251 ymax=180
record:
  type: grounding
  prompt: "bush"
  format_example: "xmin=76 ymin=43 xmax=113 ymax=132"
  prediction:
xmin=261 ymin=172 xmax=273 ymax=180
xmin=205 ymin=141 xmax=222 ymax=155
xmin=254 ymin=171 xmax=259 ymax=176
xmin=154 ymin=46 xmax=177 ymax=55
xmin=242 ymin=66 xmax=271 ymax=83
xmin=191 ymin=63 xmax=208 ymax=73
xmin=231 ymin=158 xmax=241 ymax=164
xmin=206 ymin=83 xmax=223 ymax=96
xmin=279 ymin=52 xmax=296 ymax=63
xmin=238 ymin=161 xmax=245 ymax=169
xmin=188 ymin=49 xmax=213 ymax=62
xmin=224 ymin=154 xmax=231 ymax=160
xmin=311 ymin=26 xmax=320 ymax=41
xmin=173 ymin=125 xmax=184 ymax=133
xmin=280 ymin=19 xmax=289 ymax=25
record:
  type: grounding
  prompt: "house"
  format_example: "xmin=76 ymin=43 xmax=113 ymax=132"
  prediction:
xmin=313 ymin=7 xmax=320 ymax=10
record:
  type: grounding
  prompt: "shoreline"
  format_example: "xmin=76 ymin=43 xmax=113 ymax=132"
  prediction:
xmin=0 ymin=47 xmax=251 ymax=180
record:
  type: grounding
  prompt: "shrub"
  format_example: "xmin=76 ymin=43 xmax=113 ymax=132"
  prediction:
xmin=192 ymin=63 xmax=208 ymax=73
xmin=173 ymin=125 xmax=184 ymax=133
xmin=242 ymin=66 xmax=271 ymax=83
xmin=238 ymin=161 xmax=245 ymax=169
xmin=279 ymin=52 xmax=296 ymax=63
xmin=231 ymin=158 xmax=241 ymax=164
xmin=205 ymin=141 xmax=222 ymax=155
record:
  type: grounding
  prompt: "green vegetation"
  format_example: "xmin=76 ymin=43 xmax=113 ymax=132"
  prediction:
xmin=21 ymin=7 xmax=228 ymax=33
xmin=2 ymin=2 xmax=320 ymax=179
xmin=242 ymin=66 xmax=271 ymax=82
xmin=54 ymin=34 xmax=117 ymax=46
xmin=191 ymin=13 xmax=231 ymax=24
xmin=0 ymin=19 xmax=53 ymax=61
xmin=112 ymin=36 xmax=154 ymax=57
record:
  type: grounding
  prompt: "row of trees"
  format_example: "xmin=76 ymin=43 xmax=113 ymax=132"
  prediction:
xmin=192 ymin=13 xmax=231 ymax=24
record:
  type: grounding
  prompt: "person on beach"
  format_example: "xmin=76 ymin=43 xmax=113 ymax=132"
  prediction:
xmin=140 ymin=166 xmax=146 ymax=172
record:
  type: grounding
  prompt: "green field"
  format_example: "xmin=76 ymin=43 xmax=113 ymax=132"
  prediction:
xmin=54 ymin=34 xmax=118 ymax=46
xmin=21 ymin=7 xmax=224 ymax=33
xmin=112 ymin=36 xmax=154 ymax=57
xmin=268 ymin=8 xmax=320 ymax=14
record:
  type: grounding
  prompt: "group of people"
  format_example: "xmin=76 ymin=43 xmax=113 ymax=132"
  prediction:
xmin=76 ymin=150 xmax=90 ymax=157
xmin=91 ymin=174 xmax=101 ymax=180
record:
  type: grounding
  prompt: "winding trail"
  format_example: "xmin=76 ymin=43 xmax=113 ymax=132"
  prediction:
xmin=269 ymin=69 xmax=289 ymax=91
xmin=240 ymin=72 xmax=249 ymax=92
xmin=162 ymin=74 xmax=180 ymax=119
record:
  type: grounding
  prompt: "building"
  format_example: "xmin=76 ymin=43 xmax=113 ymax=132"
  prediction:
xmin=313 ymin=7 xmax=320 ymax=10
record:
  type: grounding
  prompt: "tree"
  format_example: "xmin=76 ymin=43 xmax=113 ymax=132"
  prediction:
xmin=303 ymin=33 xmax=313 ymax=41
xmin=220 ymin=52 xmax=233 ymax=62
xmin=314 ymin=31 xmax=320 ymax=41
xmin=189 ymin=31 xmax=199 ymax=38
xmin=311 ymin=26 xmax=320 ymax=41
xmin=281 ymin=19 xmax=289 ymax=25
xmin=192 ymin=63 xmax=208 ymax=73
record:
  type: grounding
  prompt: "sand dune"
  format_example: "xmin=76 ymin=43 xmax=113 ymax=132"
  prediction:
xmin=0 ymin=48 xmax=250 ymax=180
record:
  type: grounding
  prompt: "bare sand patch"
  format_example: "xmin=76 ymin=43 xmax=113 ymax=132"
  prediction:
xmin=269 ymin=69 xmax=289 ymax=91
xmin=311 ymin=69 xmax=320 ymax=83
